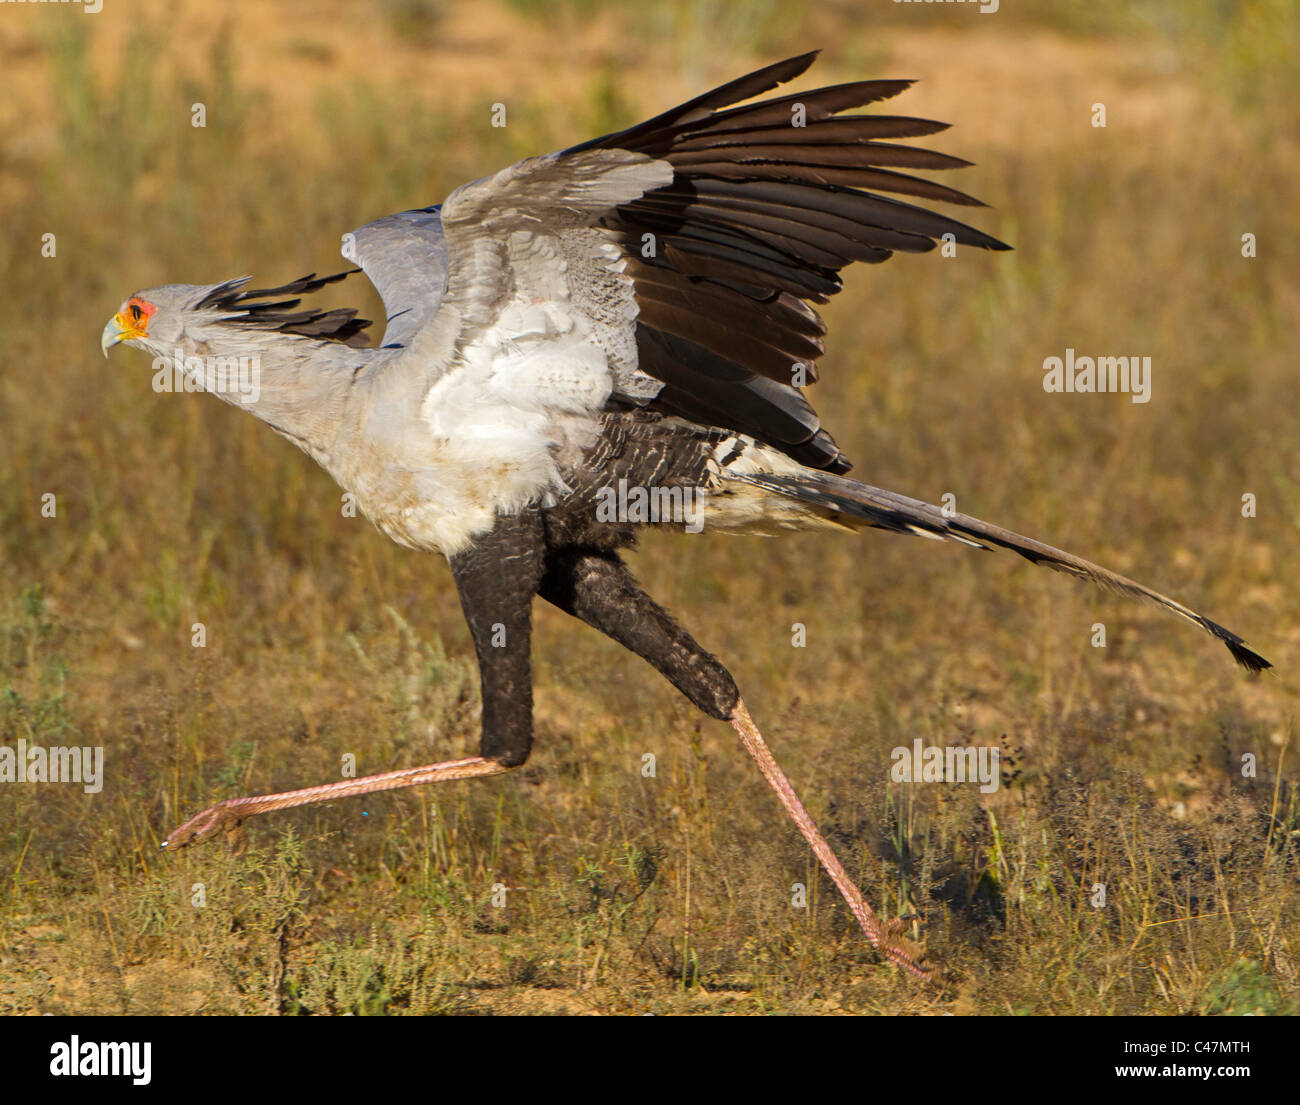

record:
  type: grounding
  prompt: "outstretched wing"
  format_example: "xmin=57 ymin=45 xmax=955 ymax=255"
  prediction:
xmin=434 ymin=146 xmax=676 ymax=411
xmin=570 ymin=50 xmax=1009 ymax=472
xmin=345 ymin=51 xmax=1009 ymax=470
xmin=340 ymin=208 xmax=449 ymax=353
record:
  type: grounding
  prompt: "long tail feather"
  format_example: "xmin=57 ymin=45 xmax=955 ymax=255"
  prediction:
xmin=730 ymin=469 xmax=1271 ymax=674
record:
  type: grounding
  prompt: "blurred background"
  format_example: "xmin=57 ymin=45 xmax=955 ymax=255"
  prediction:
xmin=0 ymin=0 xmax=1295 ymax=1014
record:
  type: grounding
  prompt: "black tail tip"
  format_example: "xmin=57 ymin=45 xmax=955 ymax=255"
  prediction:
xmin=1205 ymin=618 xmax=1272 ymax=674
xmin=1227 ymin=639 xmax=1272 ymax=675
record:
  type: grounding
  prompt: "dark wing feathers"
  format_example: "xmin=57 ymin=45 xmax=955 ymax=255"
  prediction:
xmin=681 ymin=79 xmax=919 ymax=132
xmin=573 ymin=50 xmax=1010 ymax=473
xmin=634 ymin=326 xmax=850 ymax=471
xmin=567 ymin=52 xmax=824 ymax=154
xmin=671 ymin=141 xmax=976 ymax=171
xmin=670 ymin=157 xmax=988 ymax=208
xmin=660 ymin=239 xmax=839 ymax=302
xmin=670 ymin=115 xmax=955 ymax=146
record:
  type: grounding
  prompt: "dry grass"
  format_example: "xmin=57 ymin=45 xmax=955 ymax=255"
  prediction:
xmin=0 ymin=0 xmax=1296 ymax=1015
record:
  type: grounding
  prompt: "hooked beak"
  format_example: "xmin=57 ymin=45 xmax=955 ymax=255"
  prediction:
xmin=101 ymin=314 xmax=127 ymax=357
xmin=102 ymin=310 xmax=150 ymax=357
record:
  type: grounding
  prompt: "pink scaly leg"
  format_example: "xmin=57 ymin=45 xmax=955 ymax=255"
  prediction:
xmin=730 ymin=700 xmax=930 ymax=979
xmin=161 ymin=756 xmax=509 ymax=849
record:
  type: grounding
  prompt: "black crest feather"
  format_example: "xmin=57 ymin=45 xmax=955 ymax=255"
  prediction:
xmin=200 ymin=271 xmax=372 ymax=348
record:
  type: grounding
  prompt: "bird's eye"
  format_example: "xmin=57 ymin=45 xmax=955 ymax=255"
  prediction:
xmin=129 ymin=303 xmax=143 ymax=322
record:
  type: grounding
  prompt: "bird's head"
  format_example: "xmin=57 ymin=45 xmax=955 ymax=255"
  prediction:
xmin=102 ymin=273 xmax=371 ymax=360
xmin=101 ymin=283 xmax=212 ymax=359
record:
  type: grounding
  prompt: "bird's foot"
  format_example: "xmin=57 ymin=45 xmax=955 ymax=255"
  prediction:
xmin=161 ymin=800 xmax=245 ymax=850
xmin=879 ymin=915 xmax=930 ymax=978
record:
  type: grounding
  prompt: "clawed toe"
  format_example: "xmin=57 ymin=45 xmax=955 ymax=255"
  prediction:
xmin=161 ymin=801 xmax=243 ymax=850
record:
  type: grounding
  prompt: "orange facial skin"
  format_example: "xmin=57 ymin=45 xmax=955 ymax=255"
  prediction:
xmin=114 ymin=296 xmax=156 ymax=341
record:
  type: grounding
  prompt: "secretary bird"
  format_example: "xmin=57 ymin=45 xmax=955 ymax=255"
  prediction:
xmin=103 ymin=52 xmax=1268 ymax=979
